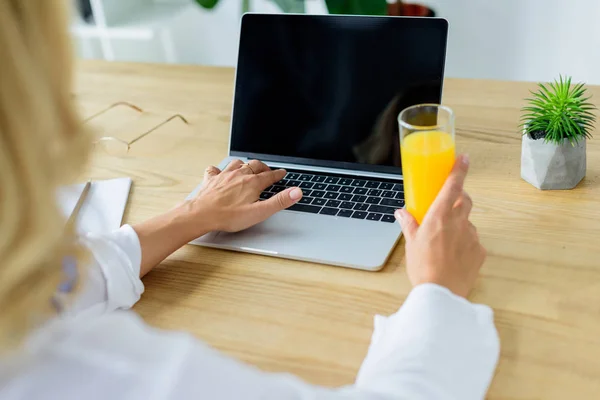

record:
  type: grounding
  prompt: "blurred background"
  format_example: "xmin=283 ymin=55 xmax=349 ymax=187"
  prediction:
xmin=72 ymin=0 xmax=600 ymax=84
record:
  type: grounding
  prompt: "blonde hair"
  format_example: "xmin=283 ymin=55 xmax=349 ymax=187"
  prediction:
xmin=0 ymin=0 xmax=90 ymax=349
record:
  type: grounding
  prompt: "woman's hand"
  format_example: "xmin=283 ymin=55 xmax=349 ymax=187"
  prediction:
xmin=395 ymin=155 xmax=486 ymax=298
xmin=134 ymin=159 xmax=301 ymax=277
xmin=187 ymin=159 xmax=303 ymax=234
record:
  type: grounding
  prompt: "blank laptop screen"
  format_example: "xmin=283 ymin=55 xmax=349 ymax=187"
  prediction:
xmin=230 ymin=14 xmax=448 ymax=174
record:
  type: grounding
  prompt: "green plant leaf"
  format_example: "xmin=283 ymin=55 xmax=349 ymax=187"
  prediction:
xmin=325 ymin=0 xmax=387 ymax=15
xmin=521 ymin=75 xmax=597 ymax=145
xmin=195 ymin=0 xmax=220 ymax=9
xmin=270 ymin=0 xmax=305 ymax=13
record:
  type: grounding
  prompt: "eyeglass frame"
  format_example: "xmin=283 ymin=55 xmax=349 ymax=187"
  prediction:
xmin=83 ymin=102 xmax=189 ymax=154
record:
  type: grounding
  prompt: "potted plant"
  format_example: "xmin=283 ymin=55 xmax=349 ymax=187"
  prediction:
xmin=520 ymin=75 xmax=597 ymax=190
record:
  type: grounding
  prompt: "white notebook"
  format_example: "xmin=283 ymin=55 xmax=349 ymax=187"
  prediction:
xmin=57 ymin=177 xmax=132 ymax=234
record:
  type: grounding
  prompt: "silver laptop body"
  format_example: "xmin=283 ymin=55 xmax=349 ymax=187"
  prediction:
xmin=187 ymin=14 xmax=448 ymax=271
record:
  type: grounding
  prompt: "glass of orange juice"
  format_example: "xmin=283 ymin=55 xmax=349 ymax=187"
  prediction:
xmin=399 ymin=104 xmax=455 ymax=224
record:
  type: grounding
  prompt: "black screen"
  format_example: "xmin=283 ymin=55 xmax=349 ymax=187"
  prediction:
xmin=230 ymin=14 xmax=448 ymax=174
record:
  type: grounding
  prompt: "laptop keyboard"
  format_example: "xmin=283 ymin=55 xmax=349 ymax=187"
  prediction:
xmin=259 ymin=169 xmax=404 ymax=223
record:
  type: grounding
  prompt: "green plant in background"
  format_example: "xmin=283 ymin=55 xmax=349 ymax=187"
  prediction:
xmin=196 ymin=0 xmax=303 ymax=13
xmin=324 ymin=0 xmax=387 ymax=15
xmin=521 ymin=75 xmax=596 ymax=145
xmin=195 ymin=0 xmax=387 ymax=15
xmin=196 ymin=0 xmax=219 ymax=8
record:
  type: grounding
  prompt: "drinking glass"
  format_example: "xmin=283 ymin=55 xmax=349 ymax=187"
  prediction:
xmin=399 ymin=104 xmax=455 ymax=224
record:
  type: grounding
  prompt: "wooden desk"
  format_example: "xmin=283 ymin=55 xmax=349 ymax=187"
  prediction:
xmin=76 ymin=60 xmax=600 ymax=399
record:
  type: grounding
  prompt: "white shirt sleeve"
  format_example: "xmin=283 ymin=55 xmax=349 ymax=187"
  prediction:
xmin=18 ymin=226 xmax=499 ymax=400
xmin=65 ymin=225 xmax=144 ymax=316
xmin=164 ymin=284 xmax=500 ymax=400
xmin=355 ymin=284 xmax=500 ymax=399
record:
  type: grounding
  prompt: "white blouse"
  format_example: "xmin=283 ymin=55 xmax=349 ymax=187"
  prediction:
xmin=0 ymin=225 xmax=500 ymax=399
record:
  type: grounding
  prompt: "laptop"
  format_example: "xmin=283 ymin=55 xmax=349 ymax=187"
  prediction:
xmin=188 ymin=14 xmax=448 ymax=271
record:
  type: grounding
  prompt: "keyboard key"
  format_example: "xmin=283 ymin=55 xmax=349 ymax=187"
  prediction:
xmin=326 ymin=200 xmax=341 ymax=208
xmin=320 ymin=207 xmax=339 ymax=216
xmin=366 ymin=181 xmax=380 ymax=188
xmin=324 ymin=192 xmax=339 ymax=199
xmin=368 ymin=205 xmax=396 ymax=214
xmin=351 ymin=195 xmax=367 ymax=203
xmin=338 ymin=178 xmax=353 ymax=185
xmin=353 ymin=187 xmax=368 ymax=195
xmin=313 ymin=198 xmax=327 ymax=206
xmin=311 ymin=175 xmax=326 ymax=182
xmin=351 ymin=180 xmax=366 ymax=187
xmin=299 ymin=175 xmax=312 ymax=181
xmin=340 ymin=201 xmax=355 ymax=209
xmin=382 ymin=191 xmax=395 ymax=198
xmin=338 ymin=193 xmax=353 ymax=201
xmin=299 ymin=197 xmax=313 ymax=204
xmin=393 ymin=184 xmax=404 ymax=191
xmin=286 ymin=173 xmax=299 ymax=180
xmin=302 ymin=190 xmax=312 ymax=197
xmin=325 ymin=177 xmax=339 ymax=184
xmin=367 ymin=189 xmax=382 ymax=197
xmin=366 ymin=197 xmax=381 ymax=205
xmin=260 ymin=192 xmax=273 ymax=200
xmin=395 ymin=191 xmax=405 ymax=199
xmin=381 ymin=198 xmax=404 ymax=207
xmin=277 ymin=179 xmax=289 ymax=187
xmin=288 ymin=180 xmax=301 ymax=187
xmin=351 ymin=211 xmax=367 ymax=219
xmin=288 ymin=204 xmax=321 ymax=213
xmin=379 ymin=183 xmax=394 ymax=190
xmin=326 ymin=184 xmax=341 ymax=192
xmin=366 ymin=213 xmax=383 ymax=221
xmin=338 ymin=209 xmax=353 ymax=218
xmin=300 ymin=182 xmax=314 ymax=189
xmin=314 ymin=183 xmax=327 ymax=190
xmin=354 ymin=203 xmax=369 ymax=211
xmin=382 ymin=215 xmax=396 ymax=223
xmin=339 ymin=186 xmax=353 ymax=193
xmin=272 ymin=185 xmax=286 ymax=193
xmin=312 ymin=190 xmax=325 ymax=198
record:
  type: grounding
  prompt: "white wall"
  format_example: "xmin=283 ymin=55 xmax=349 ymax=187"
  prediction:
xmin=75 ymin=0 xmax=600 ymax=84
xmin=166 ymin=0 xmax=327 ymax=66
xmin=421 ymin=0 xmax=600 ymax=84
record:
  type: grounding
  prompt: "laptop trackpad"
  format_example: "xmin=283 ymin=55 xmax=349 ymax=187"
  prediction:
xmin=206 ymin=211 xmax=401 ymax=269
xmin=211 ymin=212 xmax=312 ymax=254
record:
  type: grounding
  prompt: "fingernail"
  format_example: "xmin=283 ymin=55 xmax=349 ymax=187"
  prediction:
xmin=395 ymin=209 xmax=403 ymax=223
xmin=461 ymin=154 xmax=470 ymax=166
xmin=289 ymin=188 xmax=303 ymax=201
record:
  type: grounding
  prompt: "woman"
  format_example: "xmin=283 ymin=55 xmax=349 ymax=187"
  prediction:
xmin=0 ymin=1 xmax=499 ymax=399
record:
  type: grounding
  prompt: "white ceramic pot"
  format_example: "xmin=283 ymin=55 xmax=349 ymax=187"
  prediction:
xmin=521 ymin=131 xmax=586 ymax=190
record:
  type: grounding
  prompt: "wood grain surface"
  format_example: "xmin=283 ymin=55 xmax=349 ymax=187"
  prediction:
xmin=76 ymin=60 xmax=600 ymax=398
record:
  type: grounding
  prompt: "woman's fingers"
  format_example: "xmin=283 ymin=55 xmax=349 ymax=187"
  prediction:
xmin=247 ymin=159 xmax=271 ymax=175
xmin=237 ymin=159 xmax=268 ymax=176
xmin=252 ymin=187 xmax=303 ymax=221
xmin=395 ymin=208 xmax=419 ymax=243
xmin=468 ymin=221 xmax=479 ymax=238
xmin=430 ymin=155 xmax=470 ymax=216
xmin=224 ymin=159 xmax=244 ymax=172
xmin=256 ymin=169 xmax=287 ymax=189
xmin=203 ymin=165 xmax=221 ymax=181
xmin=453 ymin=191 xmax=473 ymax=218
xmin=225 ymin=159 xmax=271 ymax=176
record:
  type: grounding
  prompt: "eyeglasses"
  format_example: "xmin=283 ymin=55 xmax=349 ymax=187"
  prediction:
xmin=83 ymin=102 xmax=189 ymax=157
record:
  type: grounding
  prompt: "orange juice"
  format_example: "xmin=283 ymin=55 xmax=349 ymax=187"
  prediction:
xmin=401 ymin=130 xmax=455 ymax=224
